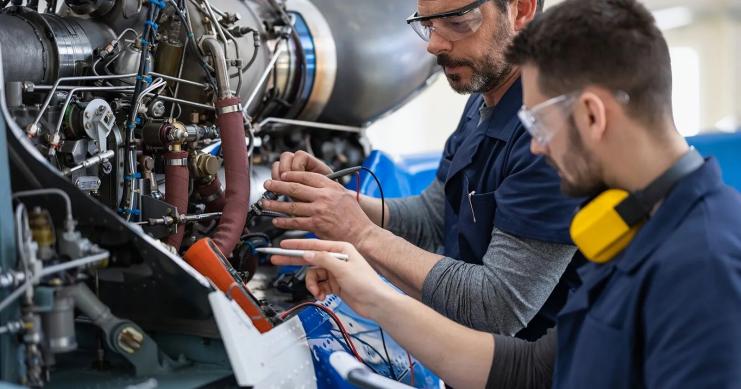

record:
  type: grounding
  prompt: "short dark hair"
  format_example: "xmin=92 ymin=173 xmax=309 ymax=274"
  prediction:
xmin=493 ymin=0 xmax=545 ymax=14
xmin=506 ymin=0 xmax=673 ymax=127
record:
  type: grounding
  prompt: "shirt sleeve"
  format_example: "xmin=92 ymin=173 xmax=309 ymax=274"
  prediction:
xmin=494 ymin=129 xmax=582 ymax=244
xmin=386 ymin=179 xmax=446 ymax=252
xmin=421 ymin=226 xmax=576 ymax=334
xmin=487 ymin=329 xmax=556 ymax=389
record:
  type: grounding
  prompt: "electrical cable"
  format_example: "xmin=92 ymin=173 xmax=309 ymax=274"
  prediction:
xmin=407 ymin=351 xmax=415 ymax=386
xmin=280 ymin=302 xmax=362 ymax=362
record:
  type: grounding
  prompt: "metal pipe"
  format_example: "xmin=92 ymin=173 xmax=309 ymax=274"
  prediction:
xmin=146 ymin=94 xmax=215 ymax=111
xmin=13 ymin=189 xmax=74 ymax=230
xmin=256 ymin=117 xmax=364 ymax=134
xmin=63 ymin=150 xmax=115 ymax=176
xmin=201 ymin=38 xmax=231 ymax=99
xmin=149 ymin=71 xmax=209 ymax=90
xmin=168 ymin=35 xmax=190 ymax=119
xmin=30 ymin=74 xmax=137 ymax=132
xmin=39 ymin=252 xmax=109 ymax=277
xmin=244 ymin=46 xmax=286 ymax=112
xmin=202 ymin=0 xmax=229 ymax=53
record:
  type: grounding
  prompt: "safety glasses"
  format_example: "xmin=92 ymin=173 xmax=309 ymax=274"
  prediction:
xmin=518 ymin=91 xmax=630 ymax=146
xmin=406 ymin=0 xmax=489 ymax=42
xmin=518 ymin=94 xmax=578 ymax=146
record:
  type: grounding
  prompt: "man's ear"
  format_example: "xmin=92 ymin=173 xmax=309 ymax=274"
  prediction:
xmin=576 ymin=92 xmax=608 ymax=145
xmin=512 ymin=0 xmax=537 ymax=31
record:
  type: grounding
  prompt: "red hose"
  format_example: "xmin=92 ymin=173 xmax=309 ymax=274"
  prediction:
xmin=164 ymin=150 xmax=190 ymax=249
xmin=197 ymin=176 xmax=227 ymax=212
xmin=211 ymin=97 xmax=250 ymax=256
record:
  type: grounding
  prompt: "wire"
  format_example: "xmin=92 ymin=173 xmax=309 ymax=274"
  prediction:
xmin=407 ymin=351 xmax=415 ymax=386
xmin=280 ymin=302 xmax=363 ymax=362
xmin=355 ymin=173 xmax=361 ymax=202
xmin=379 ymin=327 xmax=397 ymax=380
xmin=358 ymin=167 xmax=385 ymax=230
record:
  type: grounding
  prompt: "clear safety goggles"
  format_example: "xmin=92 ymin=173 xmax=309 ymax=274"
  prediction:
xmin=518 ymin=91 xmax=630 ymax=146
xmin=406 ymin=0 xmax=489 ymax=42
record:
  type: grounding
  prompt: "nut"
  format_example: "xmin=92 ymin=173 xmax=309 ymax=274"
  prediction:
xmin=117 ymin=326 xmax=144 ymax=354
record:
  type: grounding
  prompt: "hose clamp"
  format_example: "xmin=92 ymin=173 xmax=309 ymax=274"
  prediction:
xmin=166 ymin=158 xmax=189 ymax=166
xmin=217 ymin=104 xmax=243 ymax=116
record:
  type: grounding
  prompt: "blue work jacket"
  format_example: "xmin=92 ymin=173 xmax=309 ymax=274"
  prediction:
xmin=436 ymin=79 xmax=583 ymax=339
xmin=554 ymin=159 xmax=741 ymax=388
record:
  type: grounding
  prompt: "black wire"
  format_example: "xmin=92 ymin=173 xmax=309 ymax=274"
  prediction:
xmin=359 ymin=167 xmax=385 ymax=229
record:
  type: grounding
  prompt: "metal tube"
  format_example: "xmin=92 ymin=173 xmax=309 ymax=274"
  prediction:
xmin=63 ymin=150 xmax=116 ymax=176
xmin=256 ymin=117 xmax=363 ymax=134
xmin=30 ymin=74 xmax=137 ymax=130
xmin=146 ymin=94 xmax=215 ymax=111
xmin=13 ymin=189 xmax=73 ymax=228
xmin=202 ymin=38 xmax=231 ymax=99
xmin=244 ymin=46 xmax=286 ymax=112
xmin=168 ymin=34 xmax=190 ymax=119
xmin=40 ymin=252 xmax=109 ymax=277
xmin=149 ymin=71 xmax=209 ymax=89
xmin=52 ymin=85 xmax=134 ymax=143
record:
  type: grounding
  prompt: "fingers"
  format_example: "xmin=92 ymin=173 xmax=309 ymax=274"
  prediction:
xmin=263 ymin=180 xmax=318 ymax=202
xmin=292 ymin=151 xmax=333 ymax=176
xmin=272 ymin=216 xmax=314 ymax=231
xmin=306 ymin=268 xmax=335 ymax=300
xmin=280 ymin=171 xmax=338 ymax=189
xmin=271 ymin=161 xmax=280 ymax=180
xmin=261 ymin=200 xmax=315 ymax=217
xmin=280 ymin=239 xmax=353 ymax=254
xmin=269 ymin=255 xmax=310 ymax=266
xmin=278 ymin=152 xmax=295 ymax=179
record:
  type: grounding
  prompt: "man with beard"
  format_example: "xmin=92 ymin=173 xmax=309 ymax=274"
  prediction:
xmin=269 ymin=0 xmax=741 ymax=387
xmin=262 ymin=0 xmax=582 ymax=339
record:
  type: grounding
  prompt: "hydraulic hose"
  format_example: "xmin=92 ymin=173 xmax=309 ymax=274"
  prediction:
xmin=164 ymin=150 xmax=190 ymax=249
xmin=196 ymin=176 xmax=226 ymax=212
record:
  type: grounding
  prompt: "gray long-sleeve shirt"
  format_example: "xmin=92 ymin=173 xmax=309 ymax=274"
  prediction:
xmin=387 ymin=179 xmax=576 ymax=335
xmin=487 ymin=330 xmax=556 ymax=388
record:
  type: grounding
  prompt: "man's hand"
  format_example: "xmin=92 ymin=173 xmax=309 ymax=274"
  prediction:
xmin=270 ymin=239 xmax=396 ymax=318
xmin=272 ymin=151 xmax=333 ymax=180
xmin=262 ymin=171 xmax=377 ymax=245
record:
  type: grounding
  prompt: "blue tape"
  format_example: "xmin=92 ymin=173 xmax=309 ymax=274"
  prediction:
xmin=135 ymin=75 xmax=152 ymax=85
xmin=118 ymin=208 xmax=142 ymax=216
xmin=124 ymin=172 xmax=143 ymax=181
xmin=149 ymin=0 xmax=166 ymax=9
xmin=135 ymin=116 xmax=142 ymax=125
xmin=145 ymin=20 xmax=159 ymax=31
xmin=140 ymin=38 xmax=150 ymax=47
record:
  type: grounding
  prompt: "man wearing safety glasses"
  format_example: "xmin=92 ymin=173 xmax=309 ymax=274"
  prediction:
xmin=262 ymin=0 xmax=582 ymax=340
xmin=271 ymin=1 xmax=741 ymax=387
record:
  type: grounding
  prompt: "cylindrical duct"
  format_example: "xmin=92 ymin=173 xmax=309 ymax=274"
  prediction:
xmin=164 ymin=150 xmax=190 ymax=250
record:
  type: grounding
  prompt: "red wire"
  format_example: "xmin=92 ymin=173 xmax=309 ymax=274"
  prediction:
xmin=355 ymin=172 xmax=361 ymax=202
xmin=407 ymin=351 xmax=415 ymax=386
xmin=280 ymin=302 xmax=363 ymax=362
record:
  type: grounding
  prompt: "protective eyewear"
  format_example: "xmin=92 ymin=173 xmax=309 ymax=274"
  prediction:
xmin=518 ymin=94 xmax=578 ymax=146
xmin=406 ymin=0 xmax=489 ymax=42
xmin=518 ymin=91 xmax=630 ymax=146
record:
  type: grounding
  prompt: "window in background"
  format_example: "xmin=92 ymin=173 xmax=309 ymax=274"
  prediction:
xmin=669 ymin=47 xmax=701 ymax=137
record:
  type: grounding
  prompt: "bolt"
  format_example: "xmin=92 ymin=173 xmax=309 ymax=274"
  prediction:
xmin=117 ymin=326 xmax=144 ymax=354
xmin=97 ymin=105 xmax=106 ymax=114
xmin=85 ymin=112 xmax=91 ymax=118
xmin=85 ymin=122 xmax=92 ymax=129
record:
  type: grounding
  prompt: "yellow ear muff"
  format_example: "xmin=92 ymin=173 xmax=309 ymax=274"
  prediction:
xmin=570 ymin=189 xmax=643 ymax=264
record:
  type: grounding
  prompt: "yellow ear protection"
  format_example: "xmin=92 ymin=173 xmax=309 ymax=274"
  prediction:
xmin=571 ymin=149 xmax=705 ymax=263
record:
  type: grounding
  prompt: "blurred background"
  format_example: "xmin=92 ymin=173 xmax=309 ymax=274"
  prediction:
xmin=367 ymin=0 xmax=741 ymax=156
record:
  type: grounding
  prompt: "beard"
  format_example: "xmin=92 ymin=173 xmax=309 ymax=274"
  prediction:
xmin=552 ymin=116 xmax=607 ymax=198
xmin=436 ymin=17 xmax=514 ymax=94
